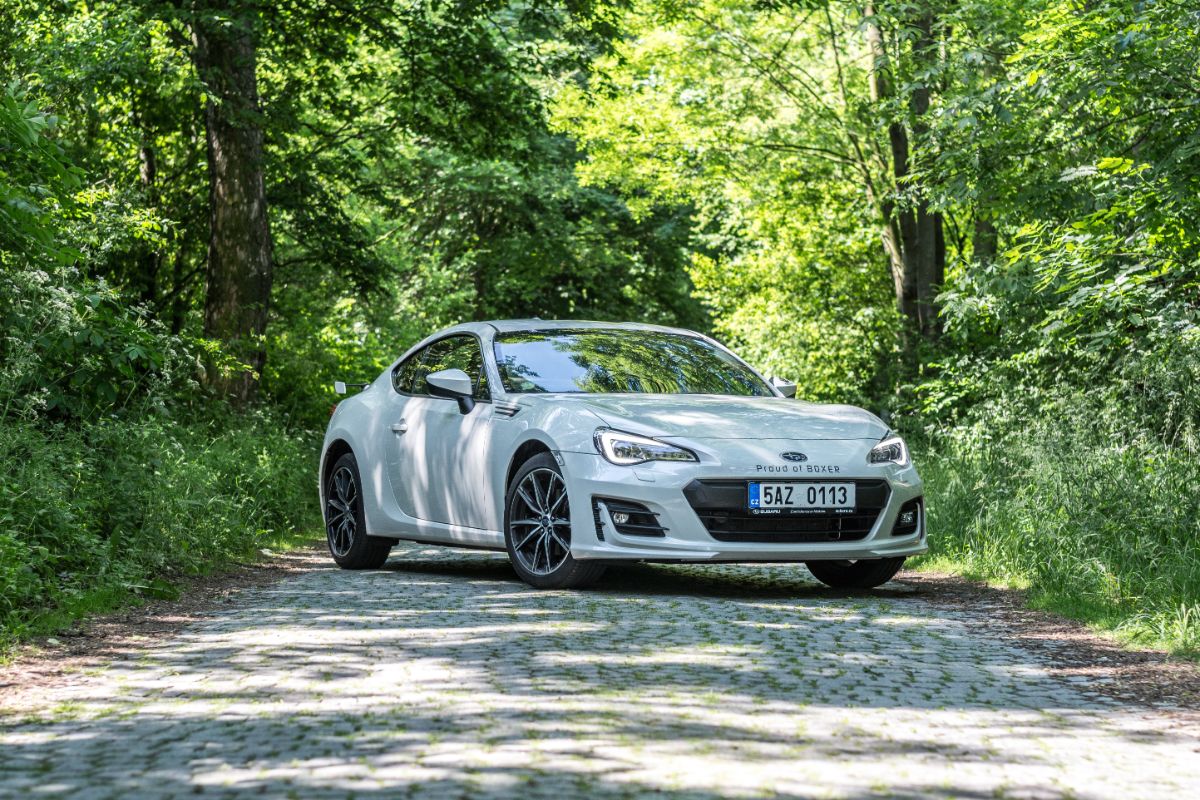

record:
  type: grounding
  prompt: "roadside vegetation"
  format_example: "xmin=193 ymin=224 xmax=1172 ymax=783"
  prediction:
xmin=0 ymin=412 xmax=315 ymax=644
xmin=918 ymin=396 xmax=1200 ymax=654
xmin=2 ymin=0 xmax=1197 ymax=654
xmin=0 ymin=158 xmax=315 ymax=646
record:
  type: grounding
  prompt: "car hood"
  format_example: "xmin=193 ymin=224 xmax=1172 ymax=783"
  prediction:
xmin=558 ymin=394 xmax=889 ymax=441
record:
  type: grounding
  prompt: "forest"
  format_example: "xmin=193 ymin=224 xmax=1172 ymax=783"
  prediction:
xmin=1 ymin=0 xmax=1197 ymax=654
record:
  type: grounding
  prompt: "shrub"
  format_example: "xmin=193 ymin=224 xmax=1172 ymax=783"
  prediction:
xmin=913 ymin=387 xmax=1200 ymax=655
xmin=0 ymin=266 xmax=196 ymax=422
xmin=0 ymin=412 xmax=318 ymax=644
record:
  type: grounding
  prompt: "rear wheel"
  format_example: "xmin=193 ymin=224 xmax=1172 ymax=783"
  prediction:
xmin=806 ymin=557 xmax=905 ymax=589
xmin=504 ymin=452 xmax=605 ymax=589
xmin=324 ymin=451 xmax=392 ymax=569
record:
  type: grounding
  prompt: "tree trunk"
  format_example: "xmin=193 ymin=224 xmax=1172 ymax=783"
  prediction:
xmin=136 ymin=139 xmax=161 ymax=307
xmin=909 ymin=13 xmax=943 ymax=340
xmin=973 ymin=214 xmax=998 ymax=264
xmin=863 ymin=4 xmax=944 ymax=345
xmin=192 ymin=7 xmax=273 ymax=404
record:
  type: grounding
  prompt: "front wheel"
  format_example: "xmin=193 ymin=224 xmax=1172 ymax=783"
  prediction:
xmin=324 ymin=452 xmax=392 ymax=569
xmin=806 ymin=557 xmax=905 ymax=589
xmin=504 ymin=453 xmax=606 ymax=589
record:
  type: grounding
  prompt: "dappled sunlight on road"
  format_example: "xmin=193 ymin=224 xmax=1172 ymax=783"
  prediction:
xmin=2 ymin=545 xmax=1197 ymax=799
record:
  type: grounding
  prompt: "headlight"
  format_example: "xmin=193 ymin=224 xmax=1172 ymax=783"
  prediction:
xmin=868 ymin=434 xmax=908 ymax=466
xmin=594 ymin=428 xmax=698 ymax=466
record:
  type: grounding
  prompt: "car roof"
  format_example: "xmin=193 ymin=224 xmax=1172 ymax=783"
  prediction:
xmin=440 ymin=319 xmax=705 ymax=337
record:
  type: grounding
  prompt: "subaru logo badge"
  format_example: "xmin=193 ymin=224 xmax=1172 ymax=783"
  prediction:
xmin=781 ymin=452 xmax=808 ymax=463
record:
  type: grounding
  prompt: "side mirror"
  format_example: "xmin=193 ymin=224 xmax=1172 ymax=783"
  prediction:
xmin=334 ymin=381 xmax=347 ymax=395
xmin=769 ymin=376 xmax=797 ymax=398
xmin=426 ymin=368 xmax=476 ymax=414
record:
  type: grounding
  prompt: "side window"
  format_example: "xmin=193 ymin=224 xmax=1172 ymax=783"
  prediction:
xmin=409 ymin=335 xmax=490 ymax=400
xmin=391 ymin=349 xmax=424 ymax=394
xmin=391 ymin=350 xmax=424 ymax=393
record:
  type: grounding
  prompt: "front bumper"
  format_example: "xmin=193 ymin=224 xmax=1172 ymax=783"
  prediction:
xmin=561 ymin=447 xmax=927 ymax=563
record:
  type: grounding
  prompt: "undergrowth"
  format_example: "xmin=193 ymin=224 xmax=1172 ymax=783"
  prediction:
xmin=911 ymin=400 xmax=1200 ymax=657
xmin=0 ymin=411 xmax=318 ymax=650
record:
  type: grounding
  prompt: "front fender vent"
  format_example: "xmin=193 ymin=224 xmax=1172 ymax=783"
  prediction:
xmin=494 ymin=403 xmax=521 ymax=418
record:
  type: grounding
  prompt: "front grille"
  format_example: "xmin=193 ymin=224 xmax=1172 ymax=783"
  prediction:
xmin=683 ymin=479 xmax=890 ymax=543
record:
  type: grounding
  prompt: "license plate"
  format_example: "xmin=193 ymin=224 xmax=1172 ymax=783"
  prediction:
xmin=748 ymin=482 xmax=856 ymax=510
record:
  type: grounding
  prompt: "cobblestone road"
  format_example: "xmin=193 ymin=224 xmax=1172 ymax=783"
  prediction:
xmin=2 ymin=544 xmax=1198 ymax=799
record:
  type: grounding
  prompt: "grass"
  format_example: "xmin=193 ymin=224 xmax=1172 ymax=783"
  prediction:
xmin=910 ymin=418 xmax=1200 ymax=658
xmin=0 ymin=410 xmax=321 ymax=654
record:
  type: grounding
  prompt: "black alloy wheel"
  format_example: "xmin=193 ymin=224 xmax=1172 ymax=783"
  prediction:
xmin=504 ymin=452 xmax=605 ymax=589
xmin=325 ymin=451 xmax=392 ymax=569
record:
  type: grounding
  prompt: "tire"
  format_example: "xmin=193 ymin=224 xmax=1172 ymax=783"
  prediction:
xmin=805 ymin=557 xmax=906 ymax=589
xmin=324 ymin=451 xmax=392 ymax=569
xmin=504 ymin=452 xmax=606 ymax=589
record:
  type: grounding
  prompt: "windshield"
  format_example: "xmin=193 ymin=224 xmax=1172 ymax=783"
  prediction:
xmin=492 ymin=329 xmax=772 ymax=396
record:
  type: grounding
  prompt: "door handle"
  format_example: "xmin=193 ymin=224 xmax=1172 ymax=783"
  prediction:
xmin=390 ymin=420 xmax=408 ymax=434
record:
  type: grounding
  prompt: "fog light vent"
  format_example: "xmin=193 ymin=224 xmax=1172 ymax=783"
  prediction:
xmin=892 ymin=497 xmax=922 ymax=537
xmin=595 ymin=498 xmax=668 ymax=537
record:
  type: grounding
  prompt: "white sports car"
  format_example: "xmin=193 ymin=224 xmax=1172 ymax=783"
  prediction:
xmin=320 ymin=320 xmax=926 ymax=589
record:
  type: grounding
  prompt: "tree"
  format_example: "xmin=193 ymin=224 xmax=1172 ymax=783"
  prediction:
xmin=863 ymin=2 xmax=943 ymax=340
xmin=190 ymin=2 xmax=273 ymax=402
xmin=554 ymin=0 xmax=967 ymax=380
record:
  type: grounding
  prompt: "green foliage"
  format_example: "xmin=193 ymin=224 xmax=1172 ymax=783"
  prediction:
xmin=914 ymin=388 xmax=1200 ymax=655
xmin=380 ymin=139 xmax=705 ymax=317
xmin=932 ymin=0 xmax=1200 ymax=376
xmin=0 ymin=81 xmax=80 ymax=264
xmin=0 ymin=412 xmax=317 ymax=644
xmin=0 ymin=265 xmax=192 ymax=421
xmin=5 ymin=1 xmax=702 ymax=422
xmin=264 ymin=290 xmax=417 ymax=427
xmin=687 ymin=186 xmax=901 ymax=405
xmin=553 ymin=1 xmax=903 ymax=402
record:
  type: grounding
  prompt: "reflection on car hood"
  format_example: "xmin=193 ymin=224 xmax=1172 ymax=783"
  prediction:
xmin=557 ymin=394 xmax=888 ymax=441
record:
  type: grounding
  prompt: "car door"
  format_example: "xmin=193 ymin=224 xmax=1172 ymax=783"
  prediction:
xmin=382 ymin=345 xmax=428 ymax=522
xmin=385 ymin=335 xmax=496 ymax=530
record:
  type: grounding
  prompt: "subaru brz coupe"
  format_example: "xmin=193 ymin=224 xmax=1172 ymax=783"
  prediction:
xmin=320 ymin=321 xmax=926 ymax=589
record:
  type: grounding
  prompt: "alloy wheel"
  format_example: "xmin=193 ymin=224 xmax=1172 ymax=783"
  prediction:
xmin=509 ymin=468 xmax=571 ymax=576
xmin=326 ymin=465 xmax=357 ymax=558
